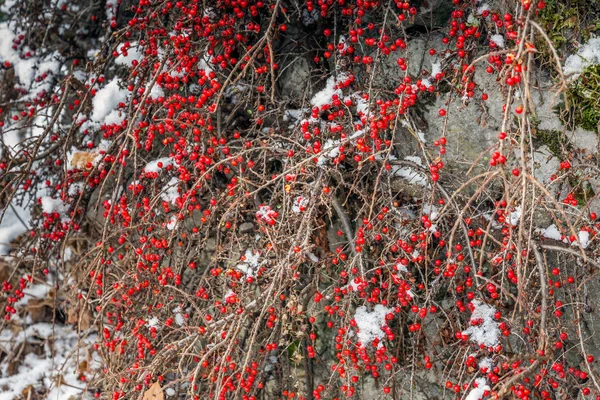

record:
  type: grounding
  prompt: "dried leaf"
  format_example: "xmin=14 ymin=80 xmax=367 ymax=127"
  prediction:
xmin=67 ymin=305 xmax=91 ymax=331
xmin=143 ymin=382 xmax=164 ymax=400
xmin=70 ymin=151 xmax=97 ymax=169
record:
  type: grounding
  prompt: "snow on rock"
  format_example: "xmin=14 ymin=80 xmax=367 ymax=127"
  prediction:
xmin=564 ymin=37 xmax=600 ymax=77
xmin=541 ymin=224 xmax=591 ymax=248
xmin=577 ymin=230 xmax=590 ymax=249
xmin=292 ymin=196 xmax=309 ymax=213
xmin=388 ymin=156 xmax=428 ymax=187
xmin=173 ymin=306 xmax=185 ymax=326
xmin=237 ymin=249 xmax=263 ymax=278
xmin=148 ymin=83 xmax=165 ymax=99
xmin=0 ymin=199 xmax=31 ymax=255
xmin=316 ymin=139 xmax=342 ymax=166
xmin=478 ymin=357 xmax=493 ymax=372
xmin=422 ymin=204 xmax=439 ymax=220
xmin=161 ymin=177 xmax=180 ymax=205
xmin=91 ymin=78 xmax=128 ymax=124
xmin=311 ymin=73 xmax=348 ymax=108
xmin=542 ymin=224 xmax=562 ymax=241
xmin=198 ymin=54 xmax=214 ymax=74
xmin=509 ymin=206 xmax=521 ymax=226
xmin=148 ymin=317 xmax=160 ymax=329
xmin=477 ymin=3 xmax=491 ymax=15
xmin=316 ymin=130 xmax=364 ymax=166
xmin=106 ymin=0 xmax=118 ymax=20
xmin=166 ymin=214 xmax=178 ymax=231
xmin=40 ymin=196 xmax=68 ymax=216
xmin=144 ymin=157 xmax=174 ymax=173
xmin=390 ymin=162 xmax=427 ymax=180
xmin=307 ymin=252 xmax=320 ymax=262
xmin=464 ymin=378 xmax=491 ymax=400
xmin=462 ymin=299 xmax=500 ymax=348
xmin=353 ymin=304 xmax=392 ymax=348
xmin=431 ymin=62 xmax=442 ymax=78
xmin=115 ymin=42 xmax=143 ymax=66
xmin=490 ymin=34 xmax=505 ymax=49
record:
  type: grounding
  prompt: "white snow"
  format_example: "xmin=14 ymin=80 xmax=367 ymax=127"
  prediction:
xmin=91 ymin=78 xmax=128 ymax=124
xmin=478 ymin=357 xmax=493 ymax=371
xmin=166 ymin=214 xmax=178 ymax=230
xmin=316 ymin=139 xmax=342 ymax=165
xmin=14 ymin=283 xmax=51 ymax=307
xmin=388 ymin=156 xmax=428 ymax=187
xmin=311 ymin=73 xmax=348 ymax=108
xmin=0 ymin=199 xmax=31 ymax=255
xmin=576 ymin=230 xmax=590 ymax=249
xmin=464 ymin=378 xmax=491 ymax=400
xmin=477 ymin=3 xmax=491 ymax=15
xmin=148 ymin=83 xmax=164 ymax=99
xmin=509 ymin=206 xmax=521 ymax=226
xmin=564 ymin=37 xmax=600 ymax=77
xmin=198 ymin=55 xmax=213 ymax=74
xmin=541 ymin=224 xmax=590 ymax=248
xmin=353 ymin=304 xmax=392 ymax=348
xmin=173 ymin=306 xmax=185 ymax=326
xmin=462 ymin=299 xmax=500 ymax=348
xmin=0 ymin=322 xmax=98 ymax=400
xmin=0 ymin=22 xmax=60 ymax=89
xmin=106 ymin=0 xmax=118 ymax=20
xmin=115 ymin=43 xmax=143 ymax=66
xmin=307 ymin=252 xmax=320 ymax=262
xmin=256 ymin=205 xmax=277 ymax=224
xmin=161 ymin=177 xmax=180 ymax=205
xmin=144 ymin=157 xmax=173 ymax=173
xmin=237 ymin=249 xmax=263 ymax=278
xmin=392 ymin=165 xmax=427 ymax=187
xmin=148 ymin=317 xmax=160 ymax=328
xmin=542 ymin=224 xmax=563 ymax=241
xmin=431 ymin=62 xmax=442 ymax=78
xmin=292 ymin=196 xmax=309 ymax=213
xmin=316 ymin=130 xmax=364 ymax=166
xmin=490 ymin=34 xmax=505 ymax=49
xmin=40 ymin=196 xmax=68 ymax=215
xmin=422 ymin=204 xmax=439 ymax=220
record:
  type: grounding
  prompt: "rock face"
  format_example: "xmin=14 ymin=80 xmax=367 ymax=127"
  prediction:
xmin=279 ymin=56 xmax=313 ymax=101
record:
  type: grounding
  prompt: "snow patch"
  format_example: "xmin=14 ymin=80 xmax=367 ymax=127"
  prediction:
xmin=353 ymin=304 xmax=392 ymax=348
xmin=144 ymin=157 xmax=173 ymax=173
xmin=490 ymin=34 xmax=505 ymax=49
xmin=311 ymin=73 xmax=348 ymax=108
xmin=464 ymin=378 xmax=491 ymax=400
xmin=115 ymin=43 xmax=143 ymax=66
xmin=91 ymin=78 xmax=128 ymax=124
xmin=292 ymin=196 xmax=309 ymax=213
xmin=161 ymin=177 xmax=180 ymax=205
xmin=564 ymin=37 xmax=600 ymax=77
xmin=542 ymin=224 xmax=562 ymax=241
xmin=237 ymin=249 xmax=263 ymax=278
xmin=462 ymin=299 xmax=500 ymax=348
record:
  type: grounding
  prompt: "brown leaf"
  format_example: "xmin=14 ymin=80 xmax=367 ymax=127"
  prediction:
xmin=70 ymin=151 xmax=97 ymax=169
xmin=143 ymin=382 xmax=164 ymax=400
xmin=67 ymin=305 xmax=91 ymax=331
